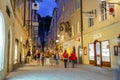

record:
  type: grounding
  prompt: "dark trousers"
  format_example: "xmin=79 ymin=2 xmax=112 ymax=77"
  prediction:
xmin=114 ymin=67 xmax=120 ymax=80
xmin=71 ymin=60 xmax=76 ymax=68
xmin=41 ymin=58 xmax=45 ymax=66
xmin=64 ymin=59 xmax=68 ymax=68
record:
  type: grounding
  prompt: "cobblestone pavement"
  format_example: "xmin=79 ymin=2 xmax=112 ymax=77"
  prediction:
xmin=6 ymin=61 xmax=114 ymax=80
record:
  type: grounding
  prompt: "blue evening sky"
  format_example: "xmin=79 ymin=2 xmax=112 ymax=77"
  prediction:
xmin=37 ymin=0 xmax=57 ymax=17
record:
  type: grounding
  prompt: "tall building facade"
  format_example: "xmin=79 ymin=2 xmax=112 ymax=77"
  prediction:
xmin=49 ymin=8 xmax=57 ymax=51
xmin=54 ymin=0 xmax=82 ymax=63
xmin=0 ymin=0 xmax=33 ymax=79
xmin=82 ymin=0 xmax=120 ymax=68
xmin=51 ymin=0 xmax=120 ymax=68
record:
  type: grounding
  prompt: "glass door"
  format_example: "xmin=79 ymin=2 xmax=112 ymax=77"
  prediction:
xmin=94 ymin=40 xmax=102 ymax=66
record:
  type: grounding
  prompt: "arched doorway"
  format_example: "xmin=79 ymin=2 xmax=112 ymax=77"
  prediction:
xmin=0 ymin=11 xmax=5 ymax=71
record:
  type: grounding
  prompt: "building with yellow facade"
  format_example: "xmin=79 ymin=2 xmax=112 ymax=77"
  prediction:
xmin=0 ymin=0 xmax=33 ymax=79
xmin=51 ymin=0 xmax=120 ymax=68
xmin=82 ymin=0 xmax=120 ymax=68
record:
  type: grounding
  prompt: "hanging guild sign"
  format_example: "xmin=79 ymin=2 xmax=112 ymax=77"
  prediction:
xmin=32 ymin=3 xmax=39 ymax=10
xmin=108 ymin=4 xmax=115 ymax=15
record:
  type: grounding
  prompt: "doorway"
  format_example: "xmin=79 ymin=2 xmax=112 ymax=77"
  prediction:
xmin=94 ymin=40 xmax=102 ymax=67
xmin=89 ymin=40 xmax=111 ymax=67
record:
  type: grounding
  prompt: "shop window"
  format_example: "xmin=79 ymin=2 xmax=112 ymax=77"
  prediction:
xmin=0 ymin=12 xmax=5 ymax=71
xmin=89 ymin=43 xmax=94 ymax=60
xmin=101 ymin=40 xmax=110 ymax=62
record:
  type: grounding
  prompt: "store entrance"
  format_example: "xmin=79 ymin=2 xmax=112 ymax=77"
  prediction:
xmin=94 ymin=40 xmax=102 ymax=67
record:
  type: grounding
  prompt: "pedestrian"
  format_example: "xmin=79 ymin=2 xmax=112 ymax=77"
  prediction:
xmin=33 ymin=51 xmax=37 ymax=61
xmin=37 ymin=52 xmax=40 ymax=64
xmin=26 ymin=49 xmax=31 ymax=63
xmin=54 ymin=51 xmax=60 ymax=66
xmin=63 ymin=50 xmax=69 ymax=68
xmin=41 ymin=52 xmax=45 ymax=66
xmin=45 ymin=51 xmax=51 ymax=65
xmin=50 ymin=51 xmax=55 ymax=66
xmin=69 ymin=49 xmax=77 ymax=68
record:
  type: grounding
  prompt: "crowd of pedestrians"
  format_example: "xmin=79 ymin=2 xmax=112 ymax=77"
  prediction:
xmin=26 ymin=47 xmax=77 ymax=68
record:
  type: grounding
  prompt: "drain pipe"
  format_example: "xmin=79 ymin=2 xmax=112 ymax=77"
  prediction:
xmin=80 ymin=0 xmax=83 ymax=49
xmin=78 ymin=0 xmax=83 ymax=64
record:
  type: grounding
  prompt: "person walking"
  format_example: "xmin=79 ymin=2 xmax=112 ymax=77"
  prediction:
xmin=63 ymin=50 xmax=69 ymax=68
xmin=37 ymin=52 xmax=40 ymax=64
xmin=26 ymin=49 xmax=31 ymax=63
xmin=33 ymin=51 xmax=37 ymax=61
xmin=54 ymin=51 xmax=60 ymax=66
xmin=45 ymin=51 xmax=51 ymax=65
xmin=69 ymin=50 xmax=77 ymax=68
xmin=41 ymin=52 xmax=45 ymax=66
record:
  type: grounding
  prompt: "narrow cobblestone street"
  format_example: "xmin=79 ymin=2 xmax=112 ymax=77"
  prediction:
xmin=6 ymin=61 xmax=114 ymax=80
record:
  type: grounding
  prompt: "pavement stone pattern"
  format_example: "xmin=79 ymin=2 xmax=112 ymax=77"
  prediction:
xmin=6 ymin=61 xmax=114 ymax=80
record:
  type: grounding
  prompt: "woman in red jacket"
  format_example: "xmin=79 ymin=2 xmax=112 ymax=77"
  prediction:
xmin=69 ymin=50 xmax=77 ymax=68
xmin=63 ymin=50 xmax=69 ymax=68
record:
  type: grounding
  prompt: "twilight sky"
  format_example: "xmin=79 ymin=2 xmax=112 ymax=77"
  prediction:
xmin=37 ymin=0 xmax=57 ymax=17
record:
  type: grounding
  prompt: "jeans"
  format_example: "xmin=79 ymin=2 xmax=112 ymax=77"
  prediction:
xmin=64 ymin=59 xmax=68 ymax=68
xmin=55 ymin=59 xmax=59 ymax=65
xmin=114 ymin=67 xmax=120 ymax=80
xmin=71 ymin=60 xmax=76 ymax=68
xmin=41 ymin=57 xmax=45 ymax=66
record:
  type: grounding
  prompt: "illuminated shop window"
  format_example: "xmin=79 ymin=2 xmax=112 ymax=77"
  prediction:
xmin=101 ymin=40 xmax=110 ymax=62
xmin=89 ymin=43 xmax=94 ymax=60
xmin=0 ymin=12 xmax=5 ymax=71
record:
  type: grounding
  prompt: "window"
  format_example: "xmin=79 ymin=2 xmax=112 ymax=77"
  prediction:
xmin=89 ymin=43 xmax=94 ymax=60
xmin=88 ymin=18 xmax=94 ymax=27
xmin=101 ymin=40 xmax=110 ymax=62
xmin=100 ymin=0 xmax=107 ymax=21
xmin=17 ymin=0 xmax=20 ymax=8
xmin=72 ymin=26 xmax=74 ymax=36
xmin=22 ymin=45 xmax=25 ymax=62
xmin=77 ymin=21 xmax=80 ymax=33
xmin=0 ymin=12 xmax=5 ymax=71
xmin=88 ymin=11 xmax=94 ymax=27
xmin=14 ymin=39 xmax=19 ymax=64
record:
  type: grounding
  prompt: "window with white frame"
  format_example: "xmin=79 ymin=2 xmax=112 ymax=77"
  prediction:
xmin=100 ymin=0 xmax=107 ymax=21
xmin=0 ymin=12 xmax=5 ymax=71
xmin=88 ymin=11 xmax=94 ymax=27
